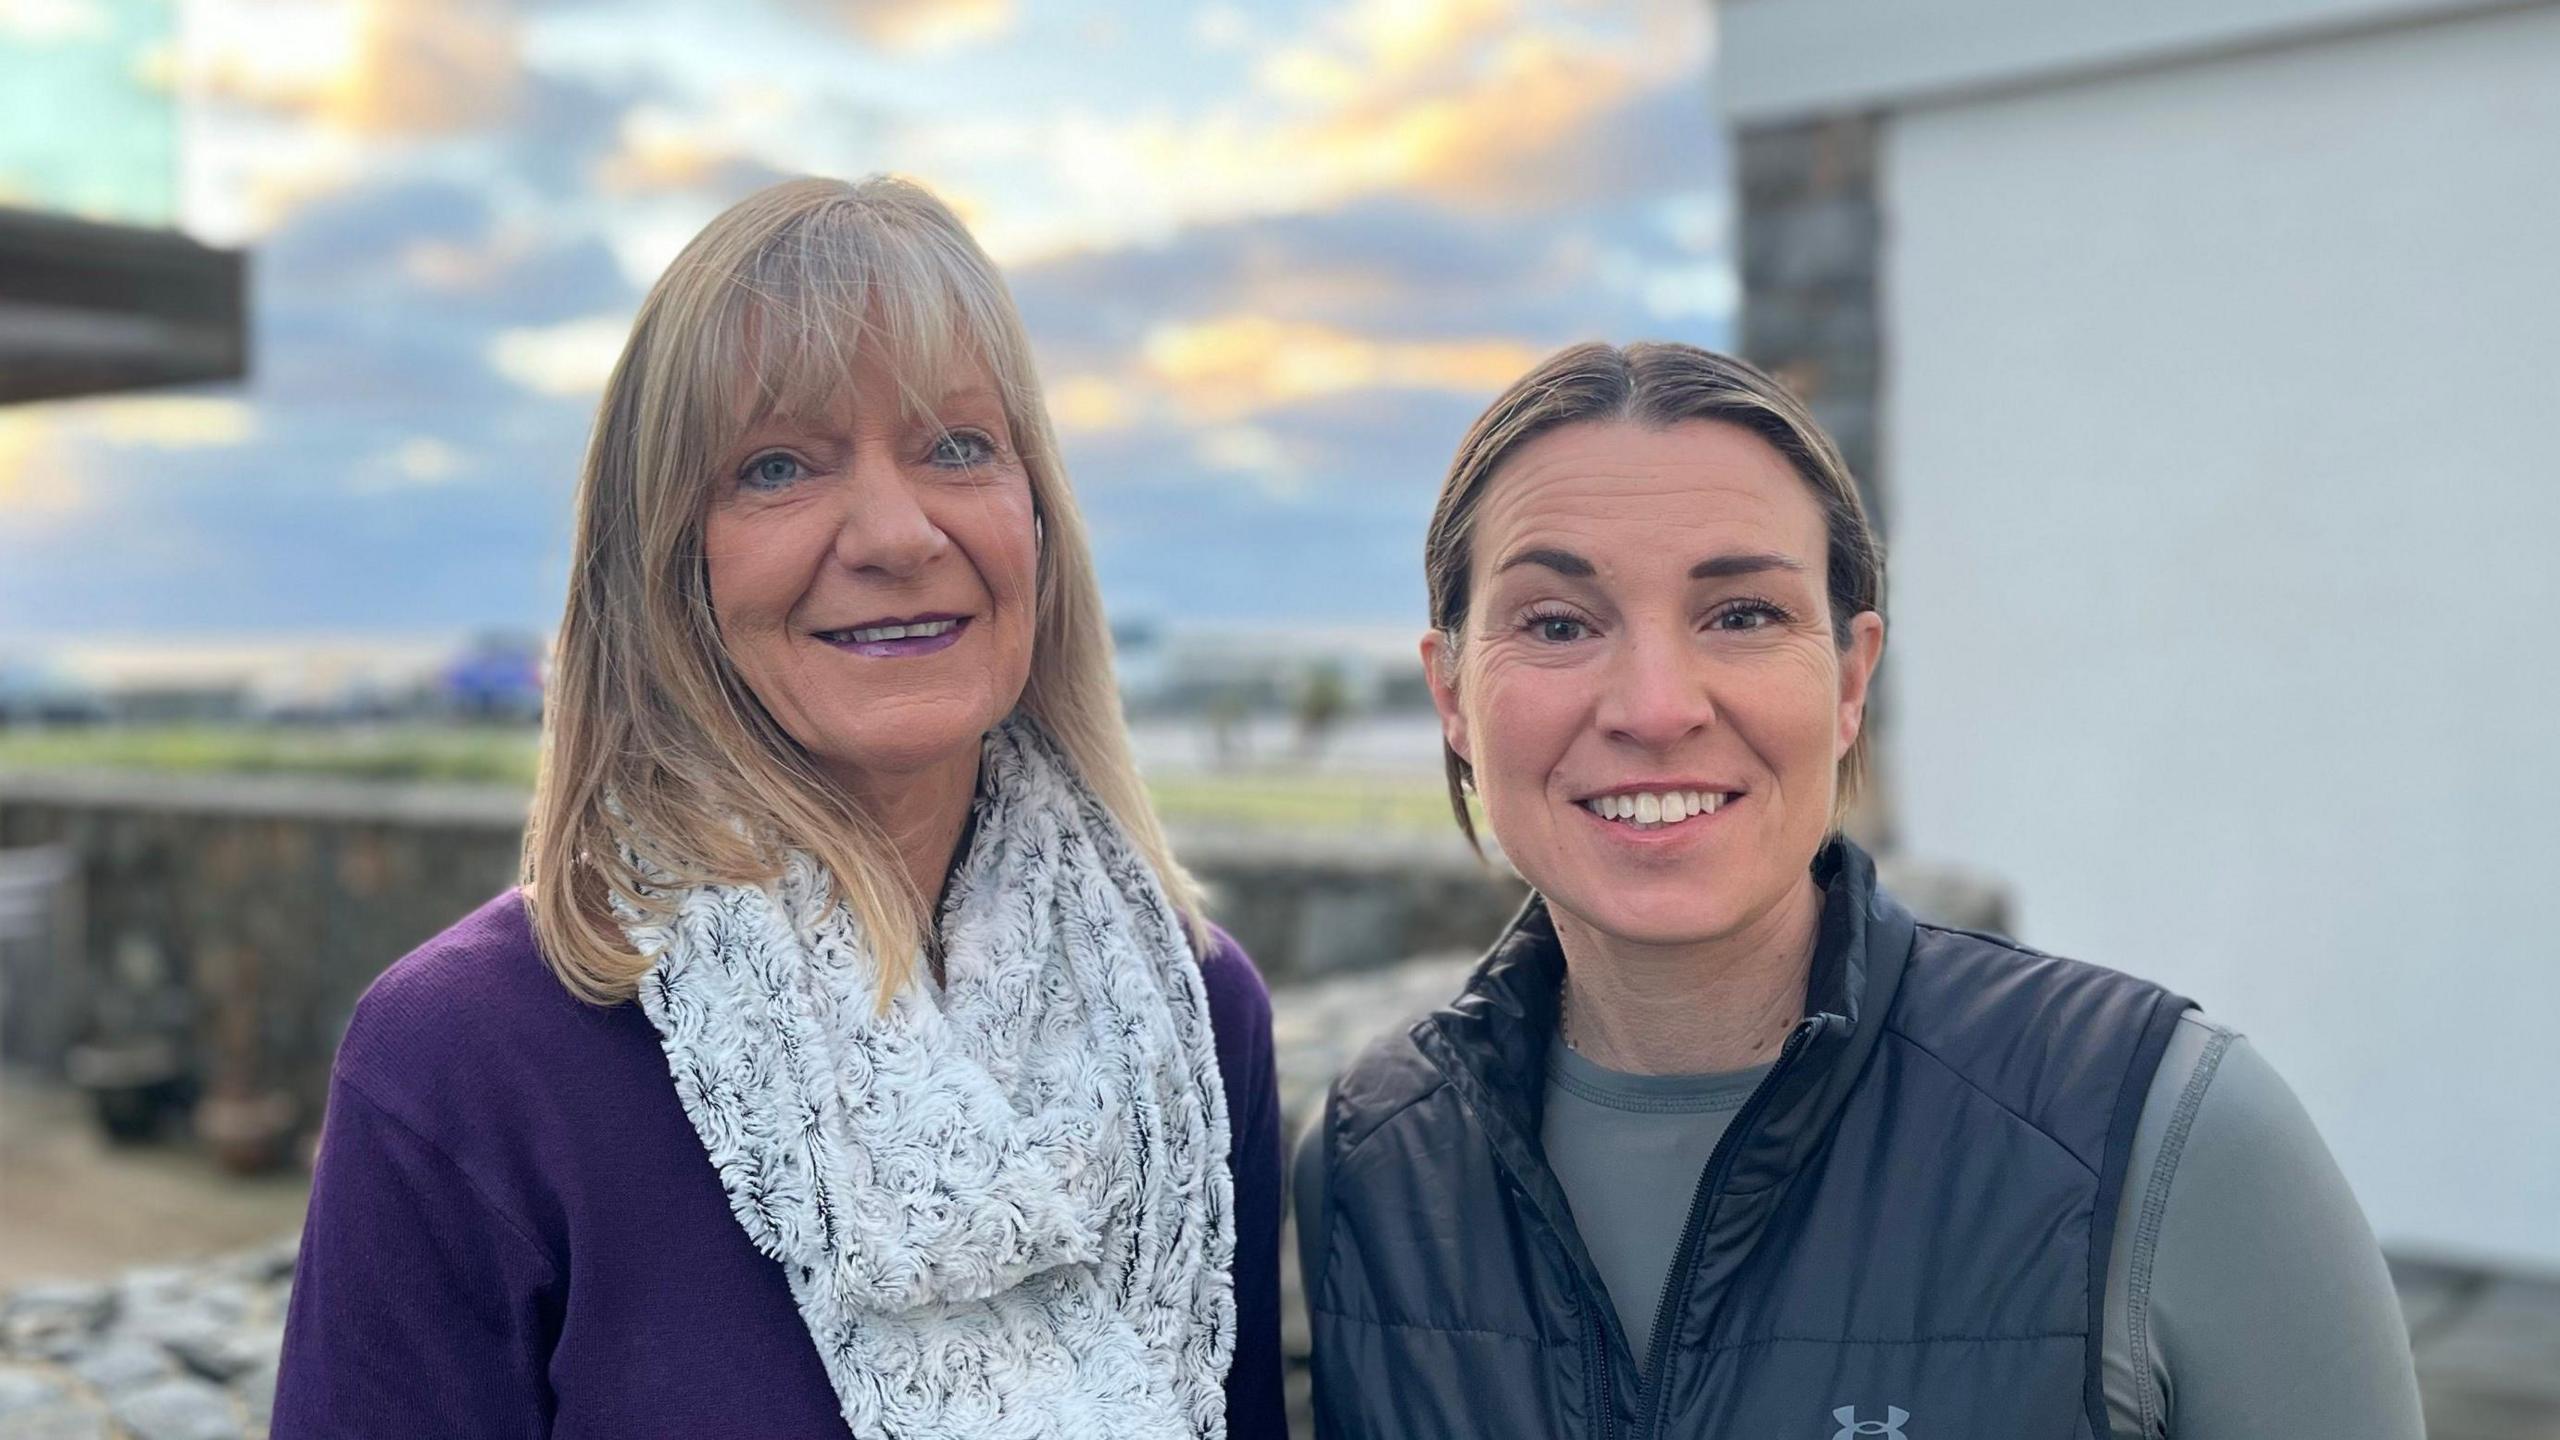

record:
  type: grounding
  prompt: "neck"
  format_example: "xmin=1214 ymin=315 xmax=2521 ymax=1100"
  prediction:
xmin=832 ymin=744 xmax=983 ymax=918
xmin=1552 ymin=874 xmax=1825 ymax=1076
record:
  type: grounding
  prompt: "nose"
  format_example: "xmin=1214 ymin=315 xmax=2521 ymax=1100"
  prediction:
xmin=1593 ymin=623 xmax=1716 ymax=750
xmin=829 ymin=443 xmax=949 ymax=578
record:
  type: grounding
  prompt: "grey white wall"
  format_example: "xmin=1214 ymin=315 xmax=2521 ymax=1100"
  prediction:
xmin=1865 ymin=5 xmax=2560 ymax=1262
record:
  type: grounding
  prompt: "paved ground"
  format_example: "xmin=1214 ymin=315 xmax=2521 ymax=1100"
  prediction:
xmin=0 ymin=1081 xmax=307 ymax=1294
xmin=2396 ymin=1252 xmax=2560 ymax=1440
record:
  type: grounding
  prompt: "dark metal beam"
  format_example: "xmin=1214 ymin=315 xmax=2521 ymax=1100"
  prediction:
xmin=0 ymin=206 xmax=247 ymax=404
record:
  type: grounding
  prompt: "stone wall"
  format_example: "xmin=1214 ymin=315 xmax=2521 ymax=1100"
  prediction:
xmin=0 ymin=768 xmax=2007 ymax=1171
xmin=1737 ymin=113 xmax=1884 ymax=509
xmin=0 ymin=773 xmax=527 ymax=1167
xmin=0 ymin=771 xmax=1539 ymax=1166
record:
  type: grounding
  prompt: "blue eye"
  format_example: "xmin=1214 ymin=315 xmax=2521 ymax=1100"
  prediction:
xmin=928 ymin=429 xmax=996 ymax=468
xmin=1710 ymin=600 xmax=1787 ymax=631
xmin=740 ymin=452 xmax=804 ymax=490
xmin=1527 ymin=612 xmax=1590 ymax=644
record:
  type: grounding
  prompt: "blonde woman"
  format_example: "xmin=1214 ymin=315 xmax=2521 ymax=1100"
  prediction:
xmin=273 ymin=177 xmax=1285 ymax=1439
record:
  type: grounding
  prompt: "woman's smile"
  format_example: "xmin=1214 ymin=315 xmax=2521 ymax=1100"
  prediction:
xmin=812 ymin=613 xmax=972 ymax=659
xmin=1572 ymin=784 xmax=1745 ymax=846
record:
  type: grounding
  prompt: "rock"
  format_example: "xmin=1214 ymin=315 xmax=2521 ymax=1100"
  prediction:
xmin=111 ymin=1280 xmax=255 ymax=1385
xmin=1271 ymin=952 xmax=1476 ymax=1131
xmin=0 ymin=1362 xmax=73 ymax=1414
xmin=116 ymin=1274 xmax=248 ymax=1334
xmin=0 ymin=1402 xmax=113 ymax=1440
xmin=66 ymin=1336 xmax=171 ymax=1393
xmin=166 ymin=1322 xmax=277 ymax=1386
xmin=236 ymin=1357 xmax=277 ymax=1431
xmin=212 ymin=1239 xmax=296 ymax=1291
xmin=0 ymin=1285 xmax=111 ymax=1361
xmin=107 ymin=1375 xmax=242 ymax=1440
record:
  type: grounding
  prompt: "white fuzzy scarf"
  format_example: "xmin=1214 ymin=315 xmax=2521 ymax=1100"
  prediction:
xmin=626 ymin=719 xmax=1236 ymax=1439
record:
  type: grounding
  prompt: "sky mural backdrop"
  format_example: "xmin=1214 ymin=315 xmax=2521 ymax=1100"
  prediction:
xmin=0 ymin=0 xmax=1732 ymax=645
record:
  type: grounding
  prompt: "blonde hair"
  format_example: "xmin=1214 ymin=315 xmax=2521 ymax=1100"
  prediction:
xmin=524 ymin=174 xmax=1206 ymax=1003
xmin=1423 ymin=341 xmax=1887 ymax=849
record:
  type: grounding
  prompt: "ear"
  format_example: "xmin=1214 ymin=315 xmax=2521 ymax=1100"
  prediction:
xmin=1835 ymin=610 xmax=1886 ymax=759
xmin=1419 ymin=629 xmax=1471 ymax=768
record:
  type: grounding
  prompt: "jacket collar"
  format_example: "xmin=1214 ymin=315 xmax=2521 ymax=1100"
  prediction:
xmin=1414 ymin=838 xmax=1918 ymax=1275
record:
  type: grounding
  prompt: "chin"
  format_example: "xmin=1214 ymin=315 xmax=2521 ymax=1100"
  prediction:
xmin=1550 ymin=877 xmax=1744 ymax=950
xmin=816 ymin=717 xmax=991 ymax=777
xmin=1591 ymin=907 xmax=1740 ymax=951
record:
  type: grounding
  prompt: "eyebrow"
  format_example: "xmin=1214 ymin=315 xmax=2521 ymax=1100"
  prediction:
xmin=1690 ymin=552 xmax=1806 ymax=580
xmin=1491 ymin=547 xmax=1808 ymax=581
xmin=1493 ymin=546 xmax=1595 ymax=578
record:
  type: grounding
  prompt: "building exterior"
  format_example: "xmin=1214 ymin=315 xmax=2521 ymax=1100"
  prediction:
xmin=1 ymin=0 xmax=245 ymax=404
xmin=1721 ymin=0 xmax=2560 ymax=1265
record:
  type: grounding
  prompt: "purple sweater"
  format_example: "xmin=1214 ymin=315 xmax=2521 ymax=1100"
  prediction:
xmin=272 ymin=890 xmax=1287 ymax=1439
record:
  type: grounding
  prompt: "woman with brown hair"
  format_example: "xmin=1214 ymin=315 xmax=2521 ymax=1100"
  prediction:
xmin=273 ymin=177 xmax=1285 ymax=1439
xmin=1297 ymin=341 xmax=2420 ymax=1438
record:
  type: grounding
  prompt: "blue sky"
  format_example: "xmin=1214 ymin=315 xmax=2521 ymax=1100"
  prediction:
xmin=1 ymin=0 xmax=1732 ymax=644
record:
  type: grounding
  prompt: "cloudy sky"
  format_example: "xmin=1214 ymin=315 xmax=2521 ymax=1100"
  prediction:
xmin=2 ymin=0 xmax=1732 ymax=646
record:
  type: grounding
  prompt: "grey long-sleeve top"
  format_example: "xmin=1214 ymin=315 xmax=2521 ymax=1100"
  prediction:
xmin=1295 ymin=1011 xmax=2426 ymax=1439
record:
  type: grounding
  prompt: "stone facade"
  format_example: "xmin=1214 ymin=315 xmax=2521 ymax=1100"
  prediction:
xmin=0 ymin=773 xmax=1544 ymax=1169
xmin=0 ymin=774 xmax=526 ymax=1169
xmin=0 ymin=770 xmax=2009 ymax=1173
xmin=1738 ymin=113 xmax=1884 ymax=508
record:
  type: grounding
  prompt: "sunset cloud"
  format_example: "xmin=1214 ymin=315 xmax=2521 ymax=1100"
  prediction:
xmin=189 ymin=0 xmax=518 ymax=135
xmin=1255 ymin=0 xmax=1516 ymax=105
xmin=0 ymin=413 xmax=77 ymax=526
xmin=966 ymin=2 xmax=1708 ymax=264
xmin=1046 ymin=374 xmax=1138 ymax=435
xmin=89 ymin=400 xmax=256 ymax=454
xmin=10 ymin=0 xmax=1728 ymax=644
xmin=834 ymin=0 xmax=1014 ymax=52
xmin=488 ymin=315 xmax=632 ymax=398
xmin=1141 ymin=315 xmax=1543 ymax=423
xmin=0 ymin=0 xmax=109 ymax=43
xmin=0 ymin=398 xmax=255 ymax=540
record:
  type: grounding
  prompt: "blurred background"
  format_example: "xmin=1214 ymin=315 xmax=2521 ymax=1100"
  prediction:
xmin=1 ymin=0 xmax=2555 ymax=1436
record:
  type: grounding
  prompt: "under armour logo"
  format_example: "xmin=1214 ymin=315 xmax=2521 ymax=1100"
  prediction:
xmin=1832 ymin=1406 xmax=1910 ymax=1439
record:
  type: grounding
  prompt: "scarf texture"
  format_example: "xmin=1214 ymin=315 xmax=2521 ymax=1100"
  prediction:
xmin=626 ymin=719 xmax=1236 ymax=1439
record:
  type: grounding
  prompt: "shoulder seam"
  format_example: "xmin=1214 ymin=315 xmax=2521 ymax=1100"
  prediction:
xmin=1912 ymin=919 xmax=2058 ymax=960
xmin=2126 ymin=1025 xmax=2236 ymax=1440
xmin=1881 ymin=1024 xmax=2099 ymax=1180
xmin=331 ymin=1068 xmax=567 ymax=1284
xmin=1330 ymin=1032 xmax=1454 ymax=1168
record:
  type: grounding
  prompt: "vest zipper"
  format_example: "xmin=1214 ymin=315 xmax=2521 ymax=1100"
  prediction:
xmin=1583 ymin=1290 xmax=1616 ymax=1440
xmin=1631 ymin=1018 xmax=1817 ymax=1440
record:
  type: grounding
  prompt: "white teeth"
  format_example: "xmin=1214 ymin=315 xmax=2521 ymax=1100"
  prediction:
xmin=840 ymin=619 xmax=957 ymax=644
xmin=1583 ymin=789 xmax=1732 ymax=827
